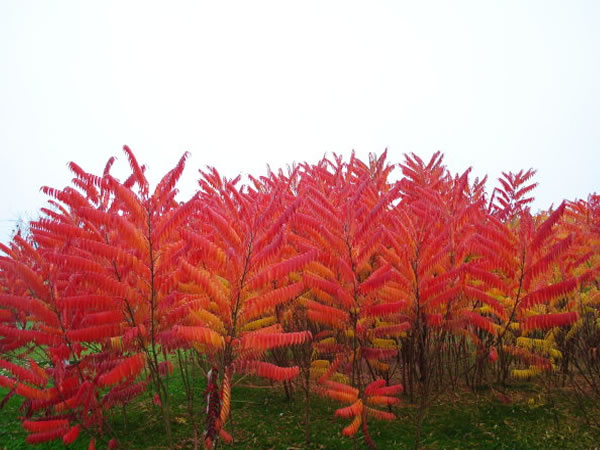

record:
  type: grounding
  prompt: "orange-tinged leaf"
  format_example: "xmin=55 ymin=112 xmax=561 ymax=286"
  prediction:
xmin=241 ymin=331 xmax=311 ymax=351
xmin=335 ymin=400 xmax=363 ymax=419
xmin=246 ymin=250 xmax=317 ymax=290
xmin=342 ymin=414 xmax=362 ymax=437
xmin=174 ymin=325 xmax=225 ymax=350
xmin=234 ymin=361 xmax=300 ymax=381
xmin=242 ymin=282 xmax=304 ymax=321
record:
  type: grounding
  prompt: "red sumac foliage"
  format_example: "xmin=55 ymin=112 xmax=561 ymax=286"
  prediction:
xmin=0 ymin=147 xmax=597 ymax=449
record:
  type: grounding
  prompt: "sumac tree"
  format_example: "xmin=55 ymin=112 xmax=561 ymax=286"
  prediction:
xmin=0 ymin=147 xmax=597 ymax=449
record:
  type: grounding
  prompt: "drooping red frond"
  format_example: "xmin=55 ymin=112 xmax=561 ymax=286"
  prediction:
xmin=0 ymin=360 xmax=46 ymax=388
xmin=0 ymin=294 xmax=59 ymax=327
xmin=521 ymin=311 xmax=579 ymax=332
xmin=476 ymin=216 xmax=517 ymax=250
xmin=54 ymin=382 xmax=92 ymax=412
xmin=365 ymin=395 xmax=401 ymax=407
xmin=322 ymin=380 xmax=360 ymax=397
xmin=378 ymin=283 xmax=410 ymax=303
xmin=368 ymin=383 xmax=404 ymax=397
xmin=173 ymin=325 xmax=225 ymax=350
xmin=218 ymin=428 xmax=233 ymax=444
xmin=303 ymin=272 xmax=354 ymax=308
xmin=15 ymin=382 xmax=53 ymax=401
xmin=243 ymin=323 xmax=283 ymax=335
xmin=76 ymin=238 xmax=149 ymax=278
xmin=335 ymin=400 xmax=363 ymax=419
xmin=181 ymin=229 xmax=227 ymax=270
xmin=0 ymin=326 xmax=63 ymax=346
xmin=355 ymin=226 xmax=386 ymax=268
xmin=205 ymin=207 xmax=242 ymax=251
xmin=23 ymin=419 xmax=70 ymax=432
xmin=364 ymin=379 xmax=386 ymax=395
xmin=81 ymin=310 xmax=123 ymax=327
xmin=358 ymin=264 xmax=394 ymax=294
xmin=341 ymin=415 xmax=362 ymax=437
xmin=471 ymin=236 xmax=515 ymax=278
xmin=31 ymin=218 xmax=91 ymax=241
xmin=234 ymin=360 xmax=300 ymax=381
xmin=419 ymin=266 xmax=460 ymax=300
xmin=251 ymin=229 xmax=286 ymax=268
xmin=305 ymin=310 xmax=342 ymax=329
xmin=293 ymin=212 xmax=334 ymax=246
xmin=464 ymin=264 xmax=507 ymax=293
xmin=57 ymin=294 xmax=118 ymax=311
xmin=525 ymin=235 xmax=573 ymax=287
xmin=326 ymin=254 xmax=357 ymax=285
xmin=354 ymin=186 xmax=401 ymax=241
xmin=463 ymin=311 xmax=497 ymax=335
xmin=105 ymin=176 xmax=148 ymax=225
xmin=11 ymin=261 xmax=50 ymax=300
xmin=304 ymin=192 xmax=342 ymax=231
xmin=242 ymin=282 xmax=304 ymax=321
xmin=26 ymin=428 xmax=68 ymax=444
xmin=69 ymin=168 xmax=101 ymax=200
xmin=240 ymin=330 xmax=311 ymax=351
xmin=518 ymin=278 xmax=578 ymax=310
xmin=245 ymin=249 xmax=317 ymax=290
xmin=188 ymin=307 xmax=227 ymax=334
xmin=364 ymin=301 xmax=407 ymax=317
xmin=67 ymin=324 xmax=122 ymax=342
xmin=305 ymin=298 xmax=349 ymax=322
xmin=255 ymin=197 xmax=301 ymax=252
xmin=43 ymin=252 xmax=106 ymax=275
xmin=303 ymin=261 xmax=336 ymax=281
xmin=152 ymin=198 xmax=198 ymax=246
xmin=81 ymin=272 xmax=135 ymax=299
xmin=39 ymin=186 xmax=90 ymax=212
xmin=179 ymin=261 xmax=230 ymax=316
xmin=97 ymin=353 xmax=145 ymax=387
xmin=63 ymin=424 xmax=81 ymax=445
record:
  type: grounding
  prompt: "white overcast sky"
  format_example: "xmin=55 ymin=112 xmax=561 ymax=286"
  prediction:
xmin=1 ymin=1 xmax=599 ymax=242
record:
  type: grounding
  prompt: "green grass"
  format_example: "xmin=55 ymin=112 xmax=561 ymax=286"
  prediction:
xmin=1 ymin=379 xmax=599 ymax=449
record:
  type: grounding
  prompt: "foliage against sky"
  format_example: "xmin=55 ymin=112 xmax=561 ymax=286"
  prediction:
xmin=0 ymin=147 xmax=598 ymax=448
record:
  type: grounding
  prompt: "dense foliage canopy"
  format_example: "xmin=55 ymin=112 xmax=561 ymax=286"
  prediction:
xmin=0 ymin=148 xmax=598 ymax=448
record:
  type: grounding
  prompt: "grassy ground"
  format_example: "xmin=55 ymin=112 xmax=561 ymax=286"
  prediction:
xmin=1 ymin=378 xmax=599 ymax=449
